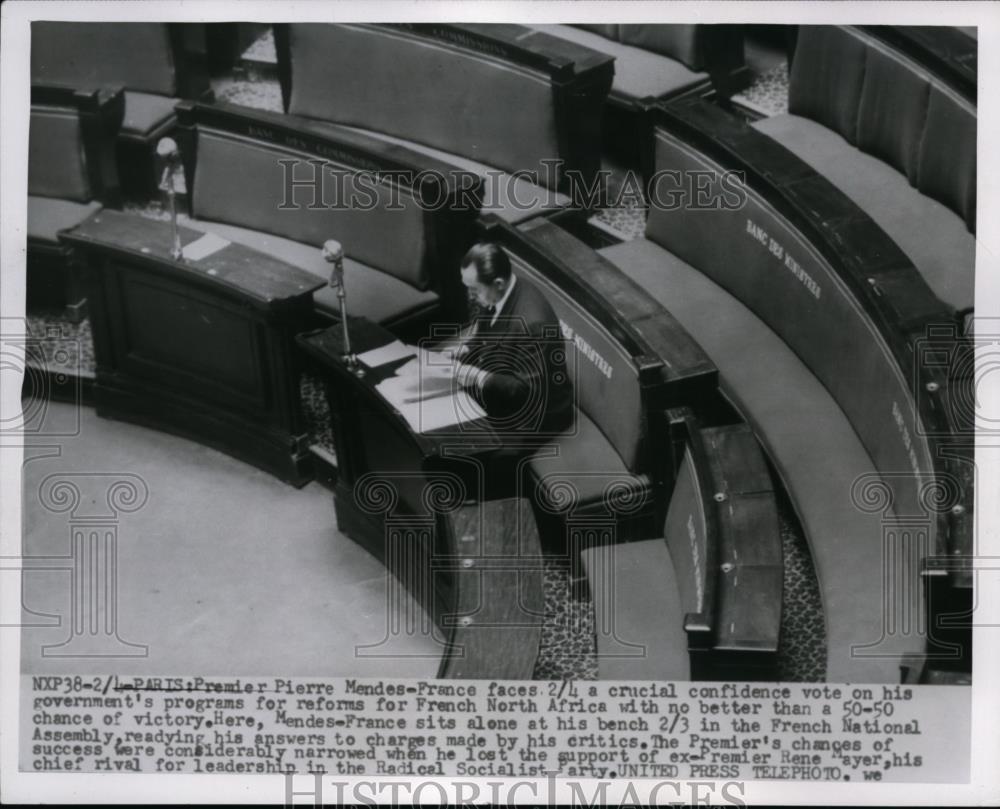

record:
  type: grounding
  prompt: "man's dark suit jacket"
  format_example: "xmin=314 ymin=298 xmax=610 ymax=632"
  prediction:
xmin=463 ymin=275 xmax=574 ymax=437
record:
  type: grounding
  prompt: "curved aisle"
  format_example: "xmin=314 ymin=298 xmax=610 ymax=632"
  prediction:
xmin=20 ymin=403 xmax=442 ymax=678
xmin=601 ymin=239 xmax=922 ymax=683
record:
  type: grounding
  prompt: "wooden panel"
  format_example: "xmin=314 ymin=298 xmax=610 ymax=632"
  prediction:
xmin=64 ymin=210 xmax=322 ymax=309
xmin=438 ymin=499 xmax=544 ymax=679
xmin=663 ymin=446 xmax=711 ymax=631
xmin=663 ymin=416 xmax=782 ymax=674
xmin=109 ymin=269 xmax=268 ymax=412
xmin=714 ymin=493 xmax=782 ymax=652
xmin=62 ymin=211 xmax=321 ymax=485
xmin=704 ymin=423 xmax=773 ymax=496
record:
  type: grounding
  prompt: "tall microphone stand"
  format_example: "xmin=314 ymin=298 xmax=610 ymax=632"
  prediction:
xmin=156 ymin=137 xmax=183 ymax=261
xmin=323 ymin=240 xmax=364 ymax=377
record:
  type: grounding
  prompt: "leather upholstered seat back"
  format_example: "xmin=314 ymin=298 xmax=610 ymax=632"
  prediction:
xmin=788 ymin=26 xmax=868 ymax=143
xmin=575 ymin=23 xmax=708 ymax=70
xmin=918 ymin=82 xmax=977 ymax=230
xmin=790 ymin=25 xmax=977 ymax=230
xmin=283 ymin=24 xmax=560 ymax=182
xmin=29 ymin=106 xmax=92 ymax=202
xmin=190 ymin=128 xmax=432 ymax=290
xmin=618 ymin=24 xmax=707 ymax=69
xmin=31 ymin=22 xmax=177 ymax=96
xmin=575 ymin=23 xmax=620 ymax=39
xmin=508 ymin=253 xmax=645 ymax=471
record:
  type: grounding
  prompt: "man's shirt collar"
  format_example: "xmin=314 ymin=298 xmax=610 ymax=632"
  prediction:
xmin=490 ymin=273 xmax=517 ymax=326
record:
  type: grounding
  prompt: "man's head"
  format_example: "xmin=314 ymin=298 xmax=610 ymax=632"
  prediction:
xmin=460 ymin=242 xmax=512 ymax=309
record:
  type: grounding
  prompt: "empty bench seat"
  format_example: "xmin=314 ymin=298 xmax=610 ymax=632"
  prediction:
xmin=185 ymin=220 xmax=439 ymax=326
xmin=275 ymin=23 xmax=614 ymax=216
xmin=28 ymin=197 xmax=103 ymax=245
xmin=600 ymin=236 xmax=920 ymax=683
xmin=31 ymin=23 xmax=184 ymax=138
xmin=176 ymin=101 xmax=483 ymax=331
xmin=338 ymin=127 xmax=571 ymax=225
xmin=28 ymin=84 xmax=125 ymax=317
xmin=31 ymin=22 xmax=210 ymax=193
xmin=534 ymin=24 xmax=712 ymax=103
xmin=582 ymin=418 xmax=782 ymax=681
xmin=753 ymin=26 xmax=976 ymax=312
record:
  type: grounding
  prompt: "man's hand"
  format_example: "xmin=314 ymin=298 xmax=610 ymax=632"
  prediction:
xmin=419 ymin=352 xmax=487 ymax=392
xmin=453 ymin=361 xmax=488 ymax=392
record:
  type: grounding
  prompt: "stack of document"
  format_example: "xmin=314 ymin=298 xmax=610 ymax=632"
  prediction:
xmin=371 ymin=344 xmax=486 ymax=433
xmin=357 ymin=340 xmax=416 ymax=370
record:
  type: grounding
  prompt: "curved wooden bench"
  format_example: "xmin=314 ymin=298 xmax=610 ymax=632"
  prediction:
xmin=754 ymin=26 xmax=976 ymax=311
xmin=610 ymin=96 xmax=974 ymax=677
xmin=647 ymin=99 xmax=973 ymax=650
xmin=534 ymin=24 xmax=747 ymax=164
xmin=175 ymin=100 xmax=484 ymax=335
xmin=31 ymin=22 xmax=211 ymax=194
xmin=582 ymin=411 xmax=782 ymax=681
xmin=479 ymin=215 xmax=717 ymax=547
xmin=28 ymin=83 xmax=125 ymax=319
xmin=600 ymin=235 xmax=910 ymax=682
xmin=273 ymin=23 xmax=614 ymax=219
xmin=536 ymin=24 xmax=718 ymax=104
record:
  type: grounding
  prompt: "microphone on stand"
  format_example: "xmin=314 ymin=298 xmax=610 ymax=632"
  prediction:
xmin=156 ymin=137 xmax=183 ymax=261
xmin=323 ymin=239 xmax=363 ymax=377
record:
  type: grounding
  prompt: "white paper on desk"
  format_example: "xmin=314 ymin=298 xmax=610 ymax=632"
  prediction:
xmin=357 ymin=340 xmax=417 ymax=369
xmin=387 ymin=348 xmax=454 ymax=384
xmin=377 ymin=373 xmax=451 ymax=407
xmin=184 ymin=232 xmax=230 ymax=262
xmin=376 ymin=377 xmax=485 ymax=433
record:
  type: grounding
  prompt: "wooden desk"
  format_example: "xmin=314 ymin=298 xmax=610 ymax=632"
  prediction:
xmin=297 ymin=321 xmax=502 ymax=550
xmin=62 ymin=209 xmax=324 ymax=485
xmin=299 ymin=323 xmax=544 ymax=679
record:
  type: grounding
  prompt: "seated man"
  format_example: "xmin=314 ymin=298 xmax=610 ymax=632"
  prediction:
xmin=433 ymin=242 xmax=574 ymax=440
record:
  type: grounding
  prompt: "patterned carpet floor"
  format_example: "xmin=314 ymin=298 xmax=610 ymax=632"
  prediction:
xmin=733 ymin=64 xmax=790 ymax=117
xmin=25 ymin=30 xmax=828 ymax=681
